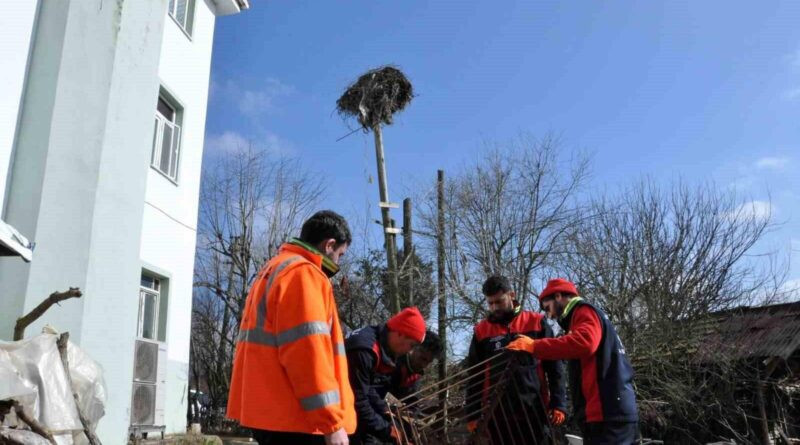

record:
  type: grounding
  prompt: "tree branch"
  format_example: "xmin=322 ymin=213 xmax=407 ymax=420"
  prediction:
xmin=14 ymin=288 xmax=82 ymax=341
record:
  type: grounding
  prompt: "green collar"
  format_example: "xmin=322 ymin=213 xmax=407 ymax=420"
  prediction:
xmin=288 ymin=238 xmax=340 ymax=277
xmin=560 ymin=297 xmax=584 ymax=321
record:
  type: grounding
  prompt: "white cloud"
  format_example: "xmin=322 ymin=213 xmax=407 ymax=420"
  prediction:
xmin=780 ymin=278 xmax=800 ymax=295
xmin=783 ymin=88 xmax=800 ymax=101
xmin=204 ymin=130 xmax=294 ymax=157
xmin=217 ymin=78 xmax=294 ymax=118
xmin=755 ymin=157 xmax=790 ymax=170
xmin=788 ymin=49 xmax=800 ymax=68
xmin=726 ymin=200 xmax=773 ymax=222
xmin=205 ymin=131 xmax=250 ymax=153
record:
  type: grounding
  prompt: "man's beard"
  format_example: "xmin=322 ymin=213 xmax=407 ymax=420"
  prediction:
xmin=488 ymin=307 xmax=516 ymax=324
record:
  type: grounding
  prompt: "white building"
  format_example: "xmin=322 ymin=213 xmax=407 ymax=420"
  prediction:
xmin=0 ymin=1 xmax=247 ymax=442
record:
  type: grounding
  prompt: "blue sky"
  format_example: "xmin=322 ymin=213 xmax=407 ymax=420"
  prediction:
xmin=205 ymin=1 xmax=800 ymax=291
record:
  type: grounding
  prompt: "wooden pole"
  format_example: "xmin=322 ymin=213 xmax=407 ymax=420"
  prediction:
xmin=403 ymin=198 xmax=414 ymax=307
xmin=756 ymin=377 xmax=770 ymax=445
xmin=372 ymin=124 xmax=400 ymax=314
xmin=436 ymin=169 xmax=448 ymax=428
xmin=57 ymin=333 xmax=102 ymax=445
xmin=756 ymin=358 xmax=781 ymax=445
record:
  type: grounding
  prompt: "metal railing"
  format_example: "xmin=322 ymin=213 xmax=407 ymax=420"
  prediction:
xmin=386 ymin=352 xmax=558 ymax=445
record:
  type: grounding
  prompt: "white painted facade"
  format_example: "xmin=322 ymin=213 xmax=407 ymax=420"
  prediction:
xmin=0 ymin=0 xmax=247 ymax=442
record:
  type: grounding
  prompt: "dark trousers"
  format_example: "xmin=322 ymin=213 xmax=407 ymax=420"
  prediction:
xmin=581 ymin=422 xmax=639 ymax=445
xmin=486 ymin=394 xmax=550 ymax=444
xmin=349 ymin=433 xmax=391 ymax=445
xmin=252 ymin=429 xmax=326 ymax=445
xmin=349 ymin=428 xmax=395 ymax=445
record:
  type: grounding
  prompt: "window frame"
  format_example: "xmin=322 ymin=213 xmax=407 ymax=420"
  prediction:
xmin=150 ymin=92 xmax=183 ymax=184
xmin=138 ymin=277 xmax=161 ymax=341
xmin=167 ymin=0 xmax=195 ymax=39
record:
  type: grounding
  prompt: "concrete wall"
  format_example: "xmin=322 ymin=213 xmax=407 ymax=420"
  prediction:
xmin=0 ymin=0 xmax=232 ymax=439
xmin=0 ymin=2 xmax=39 ymax=215
xmin=141 ymin=0 xmax=217 ymax=434
xmin=0 ymin=0 xmax=169 ymax=442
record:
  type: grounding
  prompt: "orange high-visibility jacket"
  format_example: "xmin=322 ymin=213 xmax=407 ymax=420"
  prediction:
xmin=227 ymin=243 xmax=356 ymax=434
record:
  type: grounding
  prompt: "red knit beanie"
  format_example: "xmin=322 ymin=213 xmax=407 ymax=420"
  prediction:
xmin=539 ymin=278 xmax=578 ymax=301
xmin=386 ymin=307 xmax=426 ymax=343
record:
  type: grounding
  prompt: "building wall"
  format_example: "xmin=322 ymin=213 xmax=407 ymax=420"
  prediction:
xmin=0 ymin=0 xmax=238 ymax=440
xmin=0 ymin=2 xmax=39 ymax=214
xmin=0 ymin=0 xmax=169 ymax=442
xmin=141 ymin=0 xmax=218 ymax=434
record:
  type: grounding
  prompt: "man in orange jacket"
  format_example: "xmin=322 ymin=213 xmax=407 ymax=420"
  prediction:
xmin=228 ymin=210 xmax=356 ymax=445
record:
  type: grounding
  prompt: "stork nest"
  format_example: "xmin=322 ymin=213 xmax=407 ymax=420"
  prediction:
xmin=336 ymin=65 xmax=414 ymax=130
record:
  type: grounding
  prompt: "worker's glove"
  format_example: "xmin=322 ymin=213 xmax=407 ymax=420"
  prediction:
xmin=506 ymin=335 xmax=535 ymax=353
xmin=389 ymin=425 xmax=402 ymax=445
xmin=548 ymin=408 xmax=566 ymax=426
xmin=466 ymin=420 xmax=478 ymax=433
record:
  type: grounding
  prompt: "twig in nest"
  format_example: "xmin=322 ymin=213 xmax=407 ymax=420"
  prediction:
xmin=13 ymin=288 xmax=82 ymax=340
xmin=336 ymin=65 xmax=414 ymax=130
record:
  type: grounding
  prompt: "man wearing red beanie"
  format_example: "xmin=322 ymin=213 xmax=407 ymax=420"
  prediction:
xmin=508 ymin=278 xmax=639 ymax=444
xmin=345 ymin=307 xmax=426 ymax=444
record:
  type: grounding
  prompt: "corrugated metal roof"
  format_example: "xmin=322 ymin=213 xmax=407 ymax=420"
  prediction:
xmin=697 ymin=301 xmax=800 ymax=361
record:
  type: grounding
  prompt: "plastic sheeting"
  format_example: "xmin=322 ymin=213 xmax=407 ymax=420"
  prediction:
xmin=0 ymin=428 xmax=53 ymax=445
xmin=0 ymin=326 xmax=106 ymax=444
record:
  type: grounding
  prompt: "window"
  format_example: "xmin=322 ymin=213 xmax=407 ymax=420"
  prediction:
xmin=151 ymin=96 xmax=181 ymax=182
xmin=168 ymin=0 xmax=195 ymax=36
xmin=138 ymin=275 xmax=161 ymax=340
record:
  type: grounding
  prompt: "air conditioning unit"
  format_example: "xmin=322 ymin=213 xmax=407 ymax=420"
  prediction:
xmin=131 ymin=339 xmax=167 ymax=426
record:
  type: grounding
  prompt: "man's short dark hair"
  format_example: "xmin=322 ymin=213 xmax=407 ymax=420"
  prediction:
xmin=299 ymin=210 xmax=352 ymax=246
xmin=482 ymin=275 xmax=512 ymax=296
xmin=420 ymin=330 xmax=443 ymax=356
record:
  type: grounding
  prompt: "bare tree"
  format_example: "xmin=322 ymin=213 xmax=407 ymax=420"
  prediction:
xmin=417 ymin=133 xmax=590 ymax=337
xmin=563 ymin=180 xmax=783 ymax=346
xmin=335 ymin=248 xmax=436 ymax=332
xmin=190 ymin=145 xmax=323 ymax=427
xmin=562 ymin=179 xmax=790 ymax=443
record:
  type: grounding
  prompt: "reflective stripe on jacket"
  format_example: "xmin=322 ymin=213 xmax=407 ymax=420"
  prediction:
xmin=227 ymin=243 xmax=356 ymax=434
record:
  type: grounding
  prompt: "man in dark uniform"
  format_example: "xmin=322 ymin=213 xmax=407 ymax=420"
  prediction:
xmin=465 ymin=275 xmax=567 ymax=444
xmin=508 ymin=278 xmax=639 ymax=444
xmin=375 ymin=330 xmax=442 ymax=410
xmin=345 ymin=307 xmax=427 ymax=445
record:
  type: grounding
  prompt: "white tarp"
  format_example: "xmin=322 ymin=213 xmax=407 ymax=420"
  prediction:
xmin=0 ymin=326 xmax=106 ymax=444
xmin=0 ymin=218 xmax=33 ymax=262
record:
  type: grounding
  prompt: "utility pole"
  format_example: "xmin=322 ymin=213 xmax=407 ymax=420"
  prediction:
xmin=436 ymin=169 xmax=448 ymax=427
xmin=403 ymin=198 xmax=414 ymax=307
xmin=373 ymin=124 xmax=400 ymax=314
xmin=336 ymin=66 xmax=412 ymax=316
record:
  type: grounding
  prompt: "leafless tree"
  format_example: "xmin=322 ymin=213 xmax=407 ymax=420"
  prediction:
xmin=417 ymin=133 xmax=591 ymax=337
xmin=335 ymin=248 xmax=437 ymax=332
xmin=563 ymin=180 xmax=784 ymax=349
xmin=190 ymin=145 xmax=323 ymax=426
xmin=561 ymin=179 xmax=792 ymax=443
